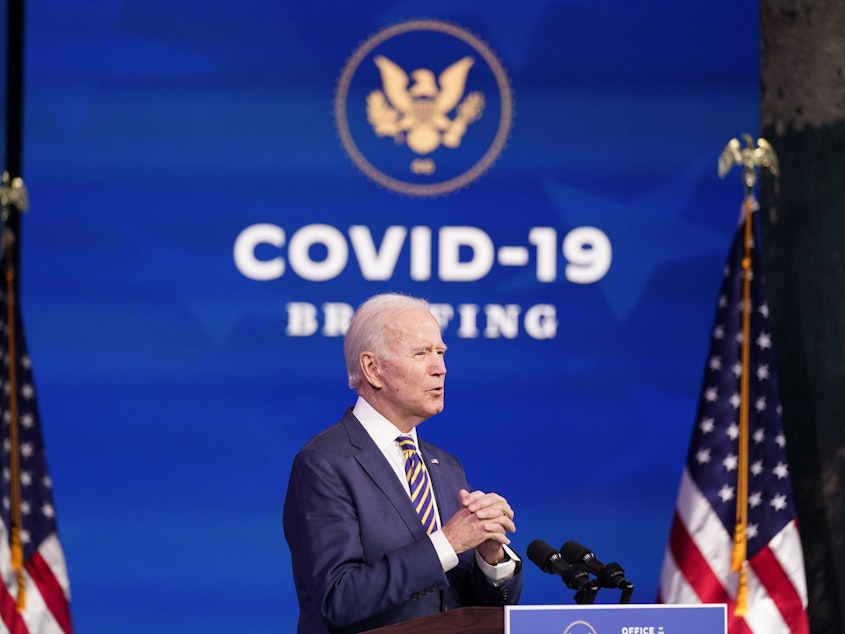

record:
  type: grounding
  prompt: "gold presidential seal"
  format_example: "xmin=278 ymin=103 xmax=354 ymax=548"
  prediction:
xmin=335 ymin=19 xmax=513 ymax=197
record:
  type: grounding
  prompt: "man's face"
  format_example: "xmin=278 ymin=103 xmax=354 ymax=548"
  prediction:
xmin=375 ymin=309 xmax=447 ymax=431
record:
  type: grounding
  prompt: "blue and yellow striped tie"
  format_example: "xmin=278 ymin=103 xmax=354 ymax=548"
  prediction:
xmin=396 ymin=435 xmax=437 ymax=534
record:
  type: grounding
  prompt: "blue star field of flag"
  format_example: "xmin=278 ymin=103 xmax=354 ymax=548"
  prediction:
xmin=685 ymin=203 xmax=798 ymax=559
xmin=1 ymin=288 xmax=60 ymax=563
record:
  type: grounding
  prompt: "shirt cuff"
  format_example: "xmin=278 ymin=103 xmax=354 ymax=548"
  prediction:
xmin=429 ymin=530 xmax=459 ymax=572
xmin=475 ymin=544 xmax=519 ymax=586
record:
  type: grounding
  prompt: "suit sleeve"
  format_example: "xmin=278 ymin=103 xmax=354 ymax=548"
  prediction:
xmin=283 ymin=447 xmax=449 ymax=630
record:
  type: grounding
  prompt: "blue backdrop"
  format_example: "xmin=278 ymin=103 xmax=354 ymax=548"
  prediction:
xmin=16 ymin=1 xmax=758 ymax=631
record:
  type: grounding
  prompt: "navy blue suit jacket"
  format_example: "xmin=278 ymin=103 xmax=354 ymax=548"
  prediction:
xmin=283 ymin=409 xmax=522 ymax=633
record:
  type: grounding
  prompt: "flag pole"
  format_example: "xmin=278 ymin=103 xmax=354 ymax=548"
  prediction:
xmin=2 ymin=0 xmax=29 ymax=363
xmin=717 ymin=134 xmax=779 ymax=616
xmin=3 ymin=230 xmax=27 ymax=610
xmin=3 ymin=0 xmax=29 ymax=272
xmin=2 ymin=0 xmax=30 ymax=610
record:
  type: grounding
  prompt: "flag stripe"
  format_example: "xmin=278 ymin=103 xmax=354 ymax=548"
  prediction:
xmin=767 ymin=520 xmax=808 ymax=607
xmin=742 ymin=557 xmax=789 ymax=633
xmin=658 ymin=546 xmax=701 ymax=605
xmin=749 ymin=540 xmax=808 ymax=634
xmin=0 ymin=582 xmax=30 ymax=634
xmin=33 ymin=538 xmax=71 ymax=606
xmin=25 ymin=553 xmax=72 ymax=634
xmin=668 ymin=509 xmax=732 ymax=605
xmin=674 ymin=470 xmax=733 ymax=579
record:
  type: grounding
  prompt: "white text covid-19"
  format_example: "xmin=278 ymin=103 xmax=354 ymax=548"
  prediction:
xmin=233 ymin=223 xmax=612 ymax=340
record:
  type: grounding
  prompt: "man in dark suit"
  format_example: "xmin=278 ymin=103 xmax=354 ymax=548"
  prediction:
xmin=283 ymin=293 xmax=523 ymax=633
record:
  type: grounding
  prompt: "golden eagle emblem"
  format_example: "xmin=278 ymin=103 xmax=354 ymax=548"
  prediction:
xmin=366 ymin=55 xmax=485 ymax=155
xmin=718 ymin=134 xmax=779 ymax=189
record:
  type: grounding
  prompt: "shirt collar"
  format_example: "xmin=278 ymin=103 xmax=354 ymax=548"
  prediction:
xmin=353 ymin=396 xmax=417 ymax=451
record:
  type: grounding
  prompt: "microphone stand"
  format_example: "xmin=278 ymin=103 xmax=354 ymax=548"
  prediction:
xmin=562 ymin=563 xmax=599 ymax=605
xmin=596 ymin=561 xmax=634 ymax=604
xmin=618 ymin=580 xmax=634 ymax=604
xmin=575 ymin=585 xmax=599 ymax=605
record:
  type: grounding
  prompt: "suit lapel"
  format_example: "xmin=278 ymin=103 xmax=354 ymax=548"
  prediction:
xmin=342 ymin=411 xmax=428 ymax=536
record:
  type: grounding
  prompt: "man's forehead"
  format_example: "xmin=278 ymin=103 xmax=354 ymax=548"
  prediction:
xmin=386 ymin=312 xmax=444 ymax=345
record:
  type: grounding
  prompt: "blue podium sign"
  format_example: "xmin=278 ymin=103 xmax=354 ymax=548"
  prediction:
xmin=505 ymin=604 xmax=727 ymax=634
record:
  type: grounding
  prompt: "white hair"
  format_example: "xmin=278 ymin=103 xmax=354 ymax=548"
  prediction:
xmin=343 ymin=293 xmax=430 ymax=390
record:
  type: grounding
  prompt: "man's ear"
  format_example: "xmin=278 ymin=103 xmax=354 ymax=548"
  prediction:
xmin=359 ymin=351 xmax=382 ymax=389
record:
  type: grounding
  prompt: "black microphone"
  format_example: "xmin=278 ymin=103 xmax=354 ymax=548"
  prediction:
xmin=527 ymin=540 xmax=598 ymax=594
xmin=560 ymin=541 xmax=634 ymax=593
xmin=527 ymin=539 xmax=570 ymax=577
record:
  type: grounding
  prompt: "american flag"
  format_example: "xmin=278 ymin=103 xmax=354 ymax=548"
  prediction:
xmin=0 ymin=275 xmax=73 ymax=633
xmin=657 ymin=199 xmax=809 ymax=633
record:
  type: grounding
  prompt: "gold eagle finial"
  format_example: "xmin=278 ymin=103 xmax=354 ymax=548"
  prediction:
xmin=718 ymin=134 xmax=778 ymax=190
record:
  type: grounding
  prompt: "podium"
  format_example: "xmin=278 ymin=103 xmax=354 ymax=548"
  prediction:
xmin=364 ymin=604 xmax=727 ymax=633
xmin=365 ymin=607 xmax=503 ymax=633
